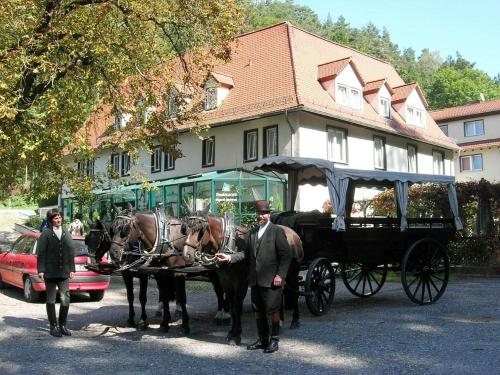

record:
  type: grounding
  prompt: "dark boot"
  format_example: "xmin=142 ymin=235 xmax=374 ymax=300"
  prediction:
xmin=264 ymin=318 xmax=280 ymax=353
xmin=246 ymin=317 xmax=269 ymax=350
xmin=46 ymin=304 xmax=62 ymax=337
xmin=59 ymin=305 xmax=72 ymax=336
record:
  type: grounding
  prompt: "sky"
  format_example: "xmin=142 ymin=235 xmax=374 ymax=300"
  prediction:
xmin=294 ymin=0 xmax=499 ymax=78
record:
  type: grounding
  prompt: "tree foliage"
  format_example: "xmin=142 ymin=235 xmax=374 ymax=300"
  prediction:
xmin=0 ymin=0 xmax=246 ymax=201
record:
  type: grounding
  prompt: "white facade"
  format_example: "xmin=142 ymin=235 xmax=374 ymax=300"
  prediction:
xmin=69 ymin=109 xmax=454 ymax=212
xmin=438 ymin=112 xmax=500 ymax=182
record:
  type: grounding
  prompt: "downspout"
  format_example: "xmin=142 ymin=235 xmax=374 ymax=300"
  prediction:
xmin=285 ymin=109 xmax=295 ymax=157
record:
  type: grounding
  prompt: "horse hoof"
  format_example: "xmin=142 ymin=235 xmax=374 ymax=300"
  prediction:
xmin=159 ymin=324 xmax=170 ymax=333
xmin=138 ymin=320 xmax=148 ymax=330
xmin=127 ymin=320 xmax=137 ymax=328
xmin=226 ymin=333 xmax=241 ymax=346
xmin=290 ymin=320 xmax=300 ymax=329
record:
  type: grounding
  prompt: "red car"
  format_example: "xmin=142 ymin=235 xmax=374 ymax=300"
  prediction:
xmin=0 ymin=231 xmax=110 ymax=302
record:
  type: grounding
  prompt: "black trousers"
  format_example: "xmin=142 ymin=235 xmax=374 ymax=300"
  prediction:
xmin=251 ymin=285 xmax=282 ymax=314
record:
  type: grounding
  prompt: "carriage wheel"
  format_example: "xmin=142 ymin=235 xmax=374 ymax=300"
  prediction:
xmin=341 ymin=263 xmax=387 ymax=297
xmin=401 ymin=238 xmax=449 ymax=305
xmin=305 ymin=257 xmax=335 ymax=316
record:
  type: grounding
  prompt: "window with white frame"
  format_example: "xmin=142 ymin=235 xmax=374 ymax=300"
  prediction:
xmin=407 ymin=144 xmax=417 ymax=173
xmin=460 ymin=154 xmax=483 ymax=171
xmin=379 ymin=96 xmax=390 ymax=118
xmin=204 ymin=84 xmax=217 ymax=111
xmin=166 ymin=89 xmax=179 ymax=119
xmin=263 ymin=125 xmax=278 ymax=157
xmin=244 ymin=129 xmax=258 ymax=162
xmin=113 ymin=108 xmax=131 ymax=130
xmin=464 ymin=119 xmax=484 ymax=137
xmin=336 ymin=84 xmax=361 ymax=110
xmin=327 ymin=127 xmax=347 ymax=163
xmin=432 ymin=150 xmax=445 ymax=175
xmin=406 ymin=105 xmax=425 ymax=127
xmin=439 ymin=125 xmax=448 ymax=136
xmin=121 ymin=152 xmax=130 ymax=176
xmin=111 ymin=154 xmax=120 ymax=174
xmin=164 ymin=152 xmax=175 ymax=171
xmin=374 ymin=136 xmax=386 ymax=169
xmin=77 ymin=159 xmax=95 ymax=178
xmin=202 ymin=136 xmax=215 ymax=167
xmin=151 ymin=147 xmax=162 ymax=173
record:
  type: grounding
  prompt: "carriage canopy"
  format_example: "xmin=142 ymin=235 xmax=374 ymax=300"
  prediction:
xmin=254 ymin=156 xmax=463 ymax=232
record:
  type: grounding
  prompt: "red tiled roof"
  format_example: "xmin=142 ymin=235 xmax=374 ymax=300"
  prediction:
xmin=391 ymin=82 xmax=428 ymax=107
xmin=211 ymin=72 xmax=234 ymax=87
xmin=363 ymin=79 xmax=392 ymax=95
xmin=86 ymin=22 xmax=457 ymax=151
xmin=459 ymin=137 xmax=500 ymax=151
xmin=431 ymin=99 xmax=500 ymax=122
xmin=317 ymin=57 xmax=351 ymax=81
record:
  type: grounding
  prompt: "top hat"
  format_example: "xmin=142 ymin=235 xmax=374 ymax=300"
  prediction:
xmin=255 ymin=200 xmax=271 ymax=213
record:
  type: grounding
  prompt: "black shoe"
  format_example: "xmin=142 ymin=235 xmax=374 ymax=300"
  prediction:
xmin=50 ymin=325 xmax=62 ymax=338
xmin=59 ymin=325 xmax=72 ymax=336
xmin=246 ymin=338 xmax=268 ymax=350
xmin=263 ymin=337 xmax=279 ymax=353
xmin=59 ymin=305 xmax=71 ymax=336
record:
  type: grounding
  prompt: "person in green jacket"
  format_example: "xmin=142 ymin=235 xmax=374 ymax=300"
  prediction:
xmin=37 ymin=208 xmax=76 ymax=337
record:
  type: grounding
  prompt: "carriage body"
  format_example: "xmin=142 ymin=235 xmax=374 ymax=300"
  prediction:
xmin=257 ymin=156 xmax=462 ymax=314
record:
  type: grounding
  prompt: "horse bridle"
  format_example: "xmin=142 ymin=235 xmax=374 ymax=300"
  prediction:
xmin=184 ymin=216 xmax=241 ymax=266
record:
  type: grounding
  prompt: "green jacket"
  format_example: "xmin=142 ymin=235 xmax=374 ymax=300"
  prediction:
xmin=37 ymin=228 xmax=76 ymax=279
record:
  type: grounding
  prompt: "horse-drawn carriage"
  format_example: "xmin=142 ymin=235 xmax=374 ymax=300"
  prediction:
xmin=85 ymin=156 xmax=462 ymax=342
xmin=253 ymin=156 xmax=463 ymax=315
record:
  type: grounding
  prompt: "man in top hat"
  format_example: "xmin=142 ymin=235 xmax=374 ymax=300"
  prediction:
xmin=217 ymin=200 xmax=292 ymax=353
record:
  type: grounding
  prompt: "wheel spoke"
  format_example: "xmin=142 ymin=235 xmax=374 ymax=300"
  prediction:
xmin=425 ymin=279 xmax=433 ymax=302
xmin=412 ymin=277 xmax=423 ymax=299
xmin=366 ymin=274 xmax=374 ymax=294
xmin=429 ymin=277 xmax=441 ymax=294
xmin=430 ymin=274 xmax=445 ymax=283
xmin=348 ymin=269 xmax=362 ymax=284
xmin=368 ymin=272 xmax=382 ymax=288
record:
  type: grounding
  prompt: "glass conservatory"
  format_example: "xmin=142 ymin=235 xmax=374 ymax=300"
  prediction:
xmin=62 ymin=169 xmax=285 ymax=225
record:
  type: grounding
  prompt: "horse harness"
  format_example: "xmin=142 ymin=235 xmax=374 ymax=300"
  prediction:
xmin=185 ymin=212 xmax=243 ymax=267
xmin=112 ymin=213 xmax=186 ymax=271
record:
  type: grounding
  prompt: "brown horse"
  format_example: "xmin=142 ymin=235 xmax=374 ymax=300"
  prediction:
xmin=108 ymin=211 xmax=229 ymax=334
xmin=182 ymin=210 xmax=304 ymax=345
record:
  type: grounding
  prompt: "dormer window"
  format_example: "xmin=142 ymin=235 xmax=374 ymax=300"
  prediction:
xmin=204 ymin=84 xmax=217 ymax=111
xmin=135 ymin=99 xmax=154 ymax=126
xmin=406 ymin=105 xmax=425 ymax=127
xmin=336 ymin=84 xmax=361 ymax=110
xmin=166 ymin=89 xmax=179 ymax=119
xmin=379 ymin=96 xmax=390 ymax=118
xmin=113 ymin=108 xmax=131 ymax=130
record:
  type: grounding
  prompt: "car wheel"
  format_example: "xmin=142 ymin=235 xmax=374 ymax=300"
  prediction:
xmin=24 ymin=277 xmax=41 ymax=303
xmin=0 ymin=273 xmax=6 ymax=289
xmin=89 ymin=290 xmax=105 ymax=302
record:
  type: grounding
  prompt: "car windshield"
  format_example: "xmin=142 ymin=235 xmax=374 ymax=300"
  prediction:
xmin=74 ymin=240 xmax=89 ymax=256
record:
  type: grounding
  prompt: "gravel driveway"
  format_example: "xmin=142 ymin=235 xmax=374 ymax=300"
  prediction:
xmin=1 ymin=273 xmax=499 ymax=375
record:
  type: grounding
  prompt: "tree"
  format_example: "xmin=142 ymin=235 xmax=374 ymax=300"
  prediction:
xmin=247 ymin=0 xmax=322 ymax=33
xmin=427 ymin=65 xmax=500 ymax=109
xmin=0 ymin=0 xmax=246 ymax=201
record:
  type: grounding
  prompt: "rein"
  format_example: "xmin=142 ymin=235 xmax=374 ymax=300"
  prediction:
xmin=185 ymin=216 xmax=245 ymax=267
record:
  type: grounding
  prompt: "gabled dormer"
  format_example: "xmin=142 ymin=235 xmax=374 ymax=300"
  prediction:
xmin=113 ymin=106 xmax=132 ymax=130
xmin=318 ymin=57 xmax=365 ymax=111
xmin=363 ymin=79 xmax=394 ymax=119
xmin=203 ymin=72 xmax=234 ymax=111
xmin=392 ymin=83 xmax=428 ymax=128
